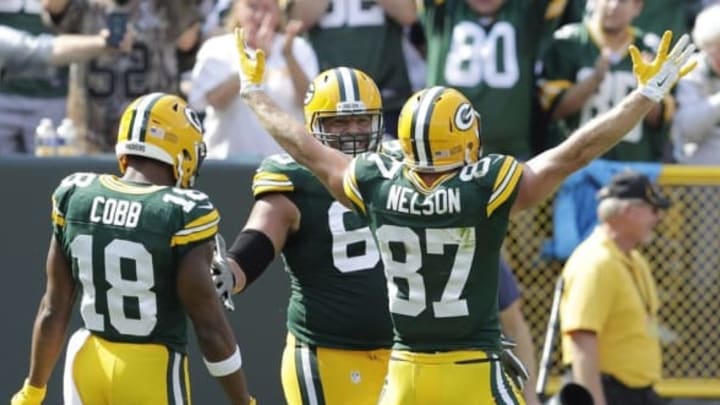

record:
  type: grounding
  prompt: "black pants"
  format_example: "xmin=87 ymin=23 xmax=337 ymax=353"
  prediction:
xmin=602 ymin=374 xmax=666 ymax=405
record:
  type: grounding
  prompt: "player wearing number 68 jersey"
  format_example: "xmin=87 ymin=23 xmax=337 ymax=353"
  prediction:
xmin=212 ymin=67 xmax=393 ymax=405
xmin=11 ymin=93 xmax=254 ymax=405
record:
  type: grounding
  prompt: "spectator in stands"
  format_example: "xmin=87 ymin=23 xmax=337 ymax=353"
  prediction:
xmin=189 ymin=0 xmax=317 ymax=160
xmin=286 ymin=0 xmax=416 ymax=137
xmin=539 ymin=0 xmax=673 ymax=162
xmin=560 ymin=171 xmax=670 ymax=405
xmin=632 ymin=0 xmax=699 ymax=49
xmin=0 ymin=22 xmax=130 ymax=154
xmin=671 ymin=3 xmax=720 ymax=165
xmin=42 ymin=0 xmax=202 ymax=154
xmin=3 ymin=2 xmax=64 ymax=154
xmin=418 ymin=0 xmax=566 ymax=158
xmin=499 ymin=259 xmax=541 ymax=405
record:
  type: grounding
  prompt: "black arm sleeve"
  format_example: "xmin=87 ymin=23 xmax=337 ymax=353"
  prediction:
xmin=226 ymin=229 xmax=275 ymax=289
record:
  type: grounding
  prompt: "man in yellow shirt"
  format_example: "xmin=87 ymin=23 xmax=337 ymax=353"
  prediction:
xmin=560 ymin=171 xmax=670 ymax=405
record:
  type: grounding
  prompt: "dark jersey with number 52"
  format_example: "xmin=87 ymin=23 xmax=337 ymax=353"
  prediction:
xmin=253 ymin=154 xmax=393 ymax=349
xmin=51 ymin=172 xmax=220 ymax=353
xmin=344 ymin=153 xmax=523 ymax=352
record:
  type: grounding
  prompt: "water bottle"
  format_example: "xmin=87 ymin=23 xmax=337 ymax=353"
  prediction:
xmin=34 ymin=118 xmax=58 ymax=157
xmin=56 ymin=118 xmax=80 ymax=156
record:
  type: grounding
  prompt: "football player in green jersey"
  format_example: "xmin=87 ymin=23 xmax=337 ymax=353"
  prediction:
xmin=286 ymin=0 xmax=416 ymax=135
xmin=539 ymin=0 xmax=673 ymax=161
xmin=11 ymin=93 xmax=254 ymax=405
xmin=213 ymin=67 xmax=393 ymax=405
xmin=235 ymin=25 xmax=695 ymax=404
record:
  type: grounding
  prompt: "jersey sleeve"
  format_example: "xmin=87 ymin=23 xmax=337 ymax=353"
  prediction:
xmin=169 ymin=189 xmax=220 ymax=250
xmin=0 ymin=27 xmax=53 ymax=70
xmin=560 ymin=253 xmax=615 ymax=334
xmin=51 ymin=172 xmax=99 ymax=237
xmin=483 ymin=154 xmax=523 ymax=218
xmin=538 ymin=24 xmax=581 ymax=112
xmin=343 ymin=152 xmax=399 ymax=218
xmin=251 ymin=154 xmax=301 ymax=199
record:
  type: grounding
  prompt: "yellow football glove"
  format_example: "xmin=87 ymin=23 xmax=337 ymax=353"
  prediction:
xmin=629 ymin=30 xmax=697 ymax=102
xmin=234 ymin=28 xmax=265 ymax=95
xmin=11 ymin=380 xmax=46 ymax=405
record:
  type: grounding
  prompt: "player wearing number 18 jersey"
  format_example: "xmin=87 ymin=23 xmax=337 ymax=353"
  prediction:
xmin=11 ymin=93 xmax=253 ymax=405
xmin=213 ymin=67 xmax=392 ymax=405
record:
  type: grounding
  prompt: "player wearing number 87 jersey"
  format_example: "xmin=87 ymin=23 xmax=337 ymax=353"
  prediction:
xmin=11 ymin=93 xmax=254 ymax=405
xmin=236 ymin=18 xmax=696 ymax=401
xmin=213 ymin=67 xmax=393 ymax=405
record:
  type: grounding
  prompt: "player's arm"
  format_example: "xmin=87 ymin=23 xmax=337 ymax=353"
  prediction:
xmin=236 ymin=29 xmax=353 ymax=208
xmin=567 ymin=330 xmax=607 ymax=405
xmin=12 ymin=235 xmax=76 ymax=405
xmin=500 ymin=300 xmax=541 ymax=405
xmin=178 ymin=240 xmax=254 ymax=405
xmin=225 ymin=194 xmax=301 ymax=293
xmin=512 ymin=31 xmax=696 ymax=213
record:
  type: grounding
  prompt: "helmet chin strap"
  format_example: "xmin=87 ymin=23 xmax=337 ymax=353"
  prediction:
xmin=175 ymin=153 xmax=185 ymax=188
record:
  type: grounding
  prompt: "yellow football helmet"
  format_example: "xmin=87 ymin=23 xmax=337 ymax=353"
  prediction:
xmin=304 ymin=67 xmax=383 ymax=156
xmin=116 ymin=93 xmax=206 ymax=188
xmin=397 ymin=86 xmax=481 ymax=172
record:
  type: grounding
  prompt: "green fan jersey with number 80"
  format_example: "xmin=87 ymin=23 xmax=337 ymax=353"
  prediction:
xmin=253 ymin=154 xmax=393 ymax=350
xmin=344 ymin=152 xmax=523 ymax=352
xmin=51 ymin=172 xmax=220 ymax=353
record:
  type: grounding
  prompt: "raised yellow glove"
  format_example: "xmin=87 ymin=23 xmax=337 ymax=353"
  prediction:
xmin=629 ymin=30 xmax=697 ymax=102
xmin=11 ymin=380 xmax=46 ymax=405
xmin=234 ymin=28 xmax=265 ymax=95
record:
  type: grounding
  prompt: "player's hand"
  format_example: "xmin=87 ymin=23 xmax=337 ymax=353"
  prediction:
xmin=211 ymin=234 xmax=236 ymax=312
xmin=629 ymin=30 xmax=697 ymax=102
xmin=11 ymin=380 xmax=46 ymax=405
xmin=500 ymin=336 xmax=529 ymax=390
xmin=235 ymin=28 xmax=265 ymax=95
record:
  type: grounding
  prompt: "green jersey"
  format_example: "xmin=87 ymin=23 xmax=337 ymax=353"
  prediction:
xmin=51 ymin=173 xmax=220 ymax=353
xmin=253 ymin=154 xmax=393 ymax=349
xmin=344 ymin=153 xmax=523 ymax=352
xmin=303 ymin=0 xmax=411 ymax=111
xmin=539 ymin=23 xmax=668 ymax=161
xmin=420 ymin=0 xmax=560 ymax=157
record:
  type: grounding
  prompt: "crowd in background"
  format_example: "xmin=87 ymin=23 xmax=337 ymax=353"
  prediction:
xmin=0 ymin=0 xmax=716 ymax=164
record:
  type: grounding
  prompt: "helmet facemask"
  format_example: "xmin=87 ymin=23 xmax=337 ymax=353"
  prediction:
xmin=311 ymin=108 xmax=383 ymax=156
xmin=305 ymin=67 xmax=384 ymax=157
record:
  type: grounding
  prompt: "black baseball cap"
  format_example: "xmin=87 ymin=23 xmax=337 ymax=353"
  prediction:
xmin=597 ymin=171 xmax=672 ymax=209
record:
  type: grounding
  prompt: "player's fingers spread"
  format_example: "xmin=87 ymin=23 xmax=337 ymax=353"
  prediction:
xmin=668 ymin=33 xmax=690 ymax=60
xmin=677 ymin=42 xmax=696 ymax=66
xmin=629 ymin=45 xmax=642 ymax=66
xmin=657 ymin=30 xmax=672 ymax=58
xmin=679 ymin=59 xmax=698 ymax=78
xmin=235 ymin=28 xmax=244 ymax=50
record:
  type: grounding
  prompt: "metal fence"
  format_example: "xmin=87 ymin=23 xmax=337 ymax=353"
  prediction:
xmin=506 ymin=165 xmax=720 ymax=399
